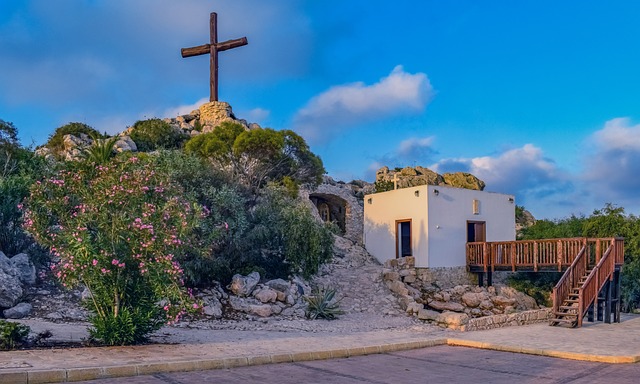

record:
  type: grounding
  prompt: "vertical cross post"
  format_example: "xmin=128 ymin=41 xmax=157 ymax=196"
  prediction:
xmin=181 ymin=12 xmax=248 ymax=102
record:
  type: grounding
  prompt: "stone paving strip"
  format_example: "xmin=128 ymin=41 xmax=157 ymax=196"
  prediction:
xmin=1 ymin=314 xmax=639 ymax=384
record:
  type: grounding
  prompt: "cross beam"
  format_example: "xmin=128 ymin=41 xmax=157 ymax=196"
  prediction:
xmin=181 ymin=12 xmax=248 ymax=102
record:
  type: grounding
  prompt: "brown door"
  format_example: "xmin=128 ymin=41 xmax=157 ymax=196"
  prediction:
xmin=467 ymin=221 xmax=486 ymax=243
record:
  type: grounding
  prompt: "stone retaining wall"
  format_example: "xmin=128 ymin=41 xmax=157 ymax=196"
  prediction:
xmin=464 ymin=308 xmax=552 ymax=331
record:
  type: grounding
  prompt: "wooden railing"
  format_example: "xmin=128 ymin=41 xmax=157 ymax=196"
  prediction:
xmin=575 ymin=238 xmax=624 ymax=327
xmin=552 ymin=245 xmax=587 ymax=316
xmin=467 ymin=237 xmax=590 ymax=272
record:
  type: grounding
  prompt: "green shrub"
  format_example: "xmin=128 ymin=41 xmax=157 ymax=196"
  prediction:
xmin=82 ymin=135 xmax=118 ymax=165
xmin=44 ymin=122 xmax=103 ymax=154
xmin=374 ymin=180 xmax=393 ymax=193
xmin=129 ymin=118 xmax=188 ymax=152
xmin=23 ymin=154 xmax=210 ymax=345
xmin=304 ymin=287 xmax=344 ymax=320
xmin=0 ymin=320 xmax=30 ymax=350
xmin=506 ymin=272 xmax=561 ymax=307
xmin=242 ymin=186 xmax=335 ymax=279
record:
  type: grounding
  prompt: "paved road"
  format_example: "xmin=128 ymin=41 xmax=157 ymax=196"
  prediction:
xmin=74 ymin=346 xmax=640 ymax=384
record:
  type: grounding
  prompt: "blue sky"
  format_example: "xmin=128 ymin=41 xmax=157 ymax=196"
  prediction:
xmin=2 ymin=1 xmax=640 ymax=220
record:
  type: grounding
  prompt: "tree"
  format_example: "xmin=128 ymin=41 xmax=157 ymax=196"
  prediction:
xmin=185 ymin=122 xmax=325 ymax=191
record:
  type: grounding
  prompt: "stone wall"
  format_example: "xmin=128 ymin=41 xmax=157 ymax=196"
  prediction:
xmin=464 ymin=308 xmax=552 ymax=331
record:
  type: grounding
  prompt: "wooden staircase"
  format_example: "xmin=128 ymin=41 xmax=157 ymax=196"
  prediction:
xmin=549 ymin=238 xmax=624 ymax=328
xmin=549 ymin=269 xmax=592 ymax=327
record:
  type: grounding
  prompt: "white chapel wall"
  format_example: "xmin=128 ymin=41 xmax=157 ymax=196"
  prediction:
xmin=363 ymin=186 xmax=428 ymax=266
xmin=426 ymin=185 xmax=515 ymax=268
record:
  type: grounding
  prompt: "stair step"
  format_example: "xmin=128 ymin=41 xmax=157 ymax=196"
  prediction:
xmin=564 ymin=299 xmax=578 ymax=304
xmin=549 ymin=318 xmax=577 ymax=324
xmin=554 ymin=311 xmax=577 ymax=317
xmin=559 ymin=305 xmax=578 ymax=310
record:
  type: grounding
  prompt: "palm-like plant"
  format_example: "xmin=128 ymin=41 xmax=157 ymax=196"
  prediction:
xmin=83 ymin=135 xmax=118 ymax=164
xmin=304 ymin=286 xmax=344 ymax=320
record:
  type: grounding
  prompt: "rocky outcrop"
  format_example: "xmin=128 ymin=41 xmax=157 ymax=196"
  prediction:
xmin=382 ymin=256 xmax=543 ymax=330
xmin=0 ymin=251 xmax=36 ymax=313
xmin=375 ymin=166 xmax=485 ymax=191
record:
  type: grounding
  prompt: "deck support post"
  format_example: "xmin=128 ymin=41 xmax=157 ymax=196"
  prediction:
xmin=614 ymin=268 xmax=621 ymax=323
xmin=487 ymin=271 xmax=493 ymax=287
xmin=605 ymin=279 xmax=612 ymax=324
xmin=477 ymin=272 xmax=484 ymax=287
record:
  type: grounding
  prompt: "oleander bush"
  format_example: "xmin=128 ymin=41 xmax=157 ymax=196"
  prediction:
xmin=23 ymin=154 xmax=211 ymax=345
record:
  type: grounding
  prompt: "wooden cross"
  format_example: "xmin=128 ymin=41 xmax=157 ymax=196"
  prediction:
xmin=393 ymin=173 xmax=399 ymax=190
xmin=181 ymin=12 xmax=248 ymax=102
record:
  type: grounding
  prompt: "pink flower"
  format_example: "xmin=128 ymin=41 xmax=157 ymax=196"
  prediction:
xmin=112 ymin=259 xmax=119 ymax=265
xmin=192 ymin=303 xmax=199 ymax=309
xmin=92 ymin=259 xmax=98 ymax=266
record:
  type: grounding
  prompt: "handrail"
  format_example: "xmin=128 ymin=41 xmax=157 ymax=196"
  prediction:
xmin=552 ymin=245 xmax=586 ymax=315
xmin=578 ymin=239 xmax=616 ymax=327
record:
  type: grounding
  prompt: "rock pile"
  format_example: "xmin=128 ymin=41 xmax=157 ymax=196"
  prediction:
xmin=0 ymin=251 xmax=37 ymax=319
xmin=382 ymin=256 xmax=546 ymax=330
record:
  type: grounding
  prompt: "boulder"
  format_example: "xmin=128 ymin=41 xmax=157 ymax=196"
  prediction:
xmin=406 ymin=302 xmax=423 ymax=315
xmin=202 ymin=296 xmax=223 ymax=318
xmin=461 ymin=292 xmax=483 ymax=308
xmin=249 ymin=304 xmax=272 ymax=317
xmin=0 ymin=269 xmax=23 ymax=308
xmin=265 ymin=278 xmax=290 ymax=293
xmin=3 ymin=302 xmax=33 ymax=319
xmin=442 ymin=172 xmax=485 ymax=191
xmin=229 ymin=272 xmax=260 ymax=297
xmin=427 ymin=300 xmax=465 ymax=313
xmin=437 ymin=311 xmax=470 ymax=328
xmin=491 ymin=295 xmax=517 ymax=308
xmin=113 ymin=135 xmax=137 ymax=152
xmin=9 ymin=253 xmax=36 ymax=285
xmin=254 ymin=287 xmax=278 ymax=304
xmin=417 ymin=308 xmax=440 ymax=321
xmin=387 ymin=280 xmax=409 ymax=296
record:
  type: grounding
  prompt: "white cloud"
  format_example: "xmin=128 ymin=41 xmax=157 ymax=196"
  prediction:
xmin=161 ymin=98 xmax=209 ymax=118
xmin=245 ymin=108 xmax=270 ymax=123
xmin=584 ymin=117 xmax=640 ymax=202
xmin=293 ymin=66 xmax=434 ymax=144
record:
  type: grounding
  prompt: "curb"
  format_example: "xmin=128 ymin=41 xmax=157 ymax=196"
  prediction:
xmin=2 ymin=337 xmax=638 ymax=383
xmin=0 ymin=339 xmax=448 ymax=384
xmin=445 ymin=338 xmax=640 ymax=364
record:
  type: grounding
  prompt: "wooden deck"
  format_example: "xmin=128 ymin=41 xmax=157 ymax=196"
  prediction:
xmin=466 ymin=237 xmax=623 ymax=273
xmin=466 ymin=237 xmax=625 ymax=328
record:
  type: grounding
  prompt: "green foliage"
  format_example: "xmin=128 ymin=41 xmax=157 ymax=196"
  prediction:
xmin=23 ymin=155 xmax=208 ymax=345
xmin=304 ymin=287 xmax=344 ymax=320
xmin=129 ymin=118 xmax=188 ymax=152
xmin=520 ymin=203 xmax=640 ymax=312
xmin=374 ymin=180 xmax=394 ymax=193
xmin=0 ymin=320 xmax=30 ymax=350
xmin=185 ymin=122 xmax=325 ymax=191
xmin=45 ymin=122 xmax=103 ymax=155
xmin=506 ymin=272 xmax=562 ymax=307
xmin=242 ymin=186 xmax=335 ymax=279
xmin=0 ymin=122 xmax=48 ymax=257
xmin=82 ymin=135 xmax=118 ymax=165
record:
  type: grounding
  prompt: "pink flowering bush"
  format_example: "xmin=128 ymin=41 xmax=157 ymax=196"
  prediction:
xmin=23 ymin=155 xmax=208 ymax=345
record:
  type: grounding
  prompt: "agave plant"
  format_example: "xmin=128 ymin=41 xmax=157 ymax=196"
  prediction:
xmin=304 ymin=286 xmax=344 ymax=320
xmin=82 ymin=135 xmax=118 ymax=164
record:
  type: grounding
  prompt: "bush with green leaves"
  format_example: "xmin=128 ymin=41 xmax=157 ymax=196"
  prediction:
xmin=44 ymin=122 xmax=103 ymax=155
xmin=0 ymin=121 xmax=48 ymax=257
xmin=240 ymin=186 xmax=335 ymax=279
xmin=129 ymin=118 xmax=188 ymax=152
xmin=82 ymin=135 xmax=118 ymax=165
xmin=304 ymin=286 xmax=344 ymax=320
xmin=185 ymin=122 xmax=325 ymax=191
xmin=0 ymin=320 xmax=30 ymax=350
xmin=23 ymin=154 xmax=211 ymax=345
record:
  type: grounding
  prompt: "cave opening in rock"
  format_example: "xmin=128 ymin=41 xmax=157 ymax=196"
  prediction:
xmin=309 ymin=193 xmax=348 ymax=234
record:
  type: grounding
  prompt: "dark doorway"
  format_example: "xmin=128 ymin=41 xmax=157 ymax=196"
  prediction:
xmin=396 ymin=219 xmax=412 ymax=258
xmin=467 ymin=221 xmax=486 ymax=242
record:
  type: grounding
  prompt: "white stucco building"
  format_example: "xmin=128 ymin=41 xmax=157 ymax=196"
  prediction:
xmin=364 ymin=185 xmax=515 ymax=268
